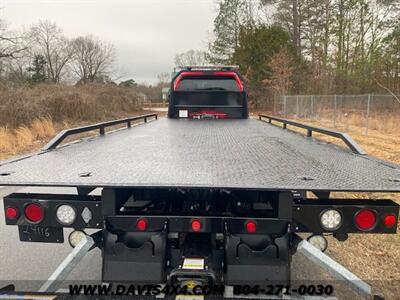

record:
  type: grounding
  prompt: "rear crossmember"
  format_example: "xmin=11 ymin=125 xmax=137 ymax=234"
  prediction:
xmin=5 ymin=190 xmax=397 ymax=235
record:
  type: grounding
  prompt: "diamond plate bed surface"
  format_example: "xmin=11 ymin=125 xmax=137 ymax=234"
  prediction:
xmin=0 ymin=118 xmax=399 ymax=192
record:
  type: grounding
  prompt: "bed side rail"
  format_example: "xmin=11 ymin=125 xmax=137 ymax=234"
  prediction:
xmin=43 ymin=113 xmax=158 ymax=151
xmin=258 ymin=114 xmax=366 ymax=155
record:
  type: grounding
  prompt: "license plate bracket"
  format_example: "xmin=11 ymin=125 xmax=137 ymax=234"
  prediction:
xmin=18 ymin=225 xmax=64 ymax=243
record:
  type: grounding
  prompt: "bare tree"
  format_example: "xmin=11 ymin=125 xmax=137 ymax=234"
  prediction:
xmin=71 ymin=35 xmax=115 ymax=83
xmin=29 ymin=20 xmax=73 ymax=83
xmin=0 ymin=17 xmax=30 ymax=83
xmin=174 ymin=49 xmax=208 ymax=66
xmin=1 ymin=52 xmax=31 ymax=84
xmin=0 ymin=18 xmax=27 ymax=60
xmin=157 ymin=72 xmax=170 ymax=87
xmin=263 ymin=48 xmax=294 ymax=96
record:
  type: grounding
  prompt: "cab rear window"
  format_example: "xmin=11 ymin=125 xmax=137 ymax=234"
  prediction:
xmin=177 ymin=78 xmax=239 ymax=91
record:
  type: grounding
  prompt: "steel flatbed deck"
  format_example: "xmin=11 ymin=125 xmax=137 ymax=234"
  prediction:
xmin=0 ymin=115 xmax=399 ymax=192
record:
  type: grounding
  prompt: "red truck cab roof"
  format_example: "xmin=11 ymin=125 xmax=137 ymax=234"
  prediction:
xmin=168 ymin=66 xmax=248 ymax=119
xmin=173 ymin=71 xmax=244 ymax=92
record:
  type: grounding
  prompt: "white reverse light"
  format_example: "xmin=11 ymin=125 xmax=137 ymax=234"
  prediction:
xmin=56 ymin=205 xmax=76 ymax=225
xmin=68 ymin=230 xmax=87 ymax=248
xmin=307 ymin=234 xmax=328 ymax=252
xmin=320 ymin=209 xmax=342 ymax=231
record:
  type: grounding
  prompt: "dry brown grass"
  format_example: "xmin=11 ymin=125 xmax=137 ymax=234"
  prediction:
xmin=0 ymin=111 xmax=152 ymax=161
xmin=30 ymin=117 xmax=56 ymax=139
xmin=0 ymin=83 xmax=142 ymax=128
xmin=0 ymin=83 xmax=145 ymax=160
xmin=0 ymin=127 xmax=14 ymax=153
xmin=0 ymin=117 xmax=60 ymax=159
xmin=15 ymin=126 xmax=34 ymax=148
xmin=299 ymin=111 xmax=399 ymax=136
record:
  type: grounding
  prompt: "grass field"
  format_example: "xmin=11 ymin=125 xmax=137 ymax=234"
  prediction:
xmin=0 ymin=83 xmax=143 ymax=160
xmin=0 ymin=112 xmax=148 ymax=161
xmin=0 ymin=83 xmax=142 ymax=127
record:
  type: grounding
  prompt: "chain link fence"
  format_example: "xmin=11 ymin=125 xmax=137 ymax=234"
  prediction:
xmin=273 ymin=94 xmax=400 ymax=135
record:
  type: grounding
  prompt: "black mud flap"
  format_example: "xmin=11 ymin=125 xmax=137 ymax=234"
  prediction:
xmin=102 ymin=230 xmax=166 ymax=283
xmin=224 ymin=232 xmax=291 ymax=285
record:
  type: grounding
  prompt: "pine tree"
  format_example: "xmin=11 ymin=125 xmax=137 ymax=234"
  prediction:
xmin=28 ymin=54 xmax=47 ymax=83
xmin=208 ymin=0 xmax=252 ymax=64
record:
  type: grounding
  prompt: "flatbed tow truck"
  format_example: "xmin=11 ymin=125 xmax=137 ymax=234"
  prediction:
xmin=0 ymin=66 xmax=399 ymax=299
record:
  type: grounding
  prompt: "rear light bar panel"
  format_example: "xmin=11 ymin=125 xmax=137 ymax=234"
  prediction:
xmin=4 ymin=193 xmax=102 ymax=229
xmin=106 ymin=197 xmax=398 ymax=235
xmin=293 ymin=198 xmax=399 ymax=234
xmin=106 ymin=215 xmax=289 ymax=235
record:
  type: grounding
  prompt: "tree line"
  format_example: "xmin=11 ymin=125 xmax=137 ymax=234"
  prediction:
xmin=0 ymin=19 xmax=115 ymax=85
xmin=202 ymin=0 xmax=400 ymax=105
xmin=2 ymin=1 xmax=399 ymax=98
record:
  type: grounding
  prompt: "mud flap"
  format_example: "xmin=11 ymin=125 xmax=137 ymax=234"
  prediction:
xmin=102 ymin=230 xmax=167 ymax=283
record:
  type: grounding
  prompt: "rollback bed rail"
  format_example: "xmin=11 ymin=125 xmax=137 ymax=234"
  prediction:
xmin=258 ymin=114 xmax=366 ymax=155
xmin=43 ymin=113 xmax=158 ymax=151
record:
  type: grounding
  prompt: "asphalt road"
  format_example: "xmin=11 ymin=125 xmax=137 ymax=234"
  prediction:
xmin=0 ymin=186 xmax=365 ymax=299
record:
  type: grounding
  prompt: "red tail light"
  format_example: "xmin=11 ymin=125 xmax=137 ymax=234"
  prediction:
xmin=191 ymin=219 xmax=202 ymax=232
xmin=24 ymin=203 xmax=44 ymax=223
xmin=383 ymin=214 xmax=397 ymax=228
xmin=245 ymin=220 xmax=257 ymax=233
xmin=5 ymin=206 xmax=19 ymax=220
xmin=355 ymin=209 xmax=376 ymax=231
xmin=136 ymin=218 xmax=148 ymax=231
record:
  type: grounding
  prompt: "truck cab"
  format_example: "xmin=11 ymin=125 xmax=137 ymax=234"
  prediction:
xmin=168 ymin=66 xmax=248 ymax=119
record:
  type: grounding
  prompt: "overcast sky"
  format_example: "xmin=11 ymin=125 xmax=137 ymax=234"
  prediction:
xmin=0 ymin=0 xmax=217 ymax=83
